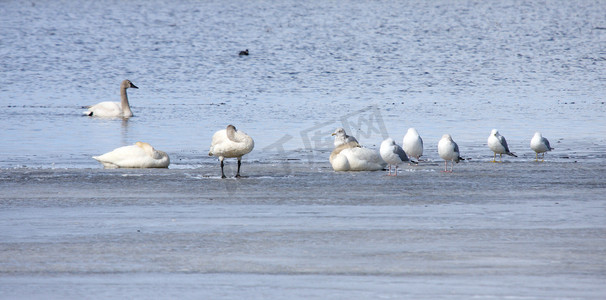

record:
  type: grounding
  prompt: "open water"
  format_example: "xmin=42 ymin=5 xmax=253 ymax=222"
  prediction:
xmin=1 ymin=0 xmax=605 ymax=298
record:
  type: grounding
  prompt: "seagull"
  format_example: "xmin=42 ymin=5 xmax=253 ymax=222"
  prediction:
xmin=332 ymin=127 xmax=358 ymax=148
xmin=438 ymin=134 xmax=464 ymax=172
xmin=530 ymin=132 xmax=554 ymax=161
xmin=402 ymin=128 xmax=423 ymax=161
xmin=487 ymin=129 xmax=517 ymax=162
xmin=380 ymin=138 xmax=409 ymax=176
xmin=209 ymin=125 xmax=254 ymax=178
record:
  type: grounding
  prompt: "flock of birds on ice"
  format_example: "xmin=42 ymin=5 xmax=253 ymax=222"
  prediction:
xmin=86 ymin=80 xmax=554 ymax=177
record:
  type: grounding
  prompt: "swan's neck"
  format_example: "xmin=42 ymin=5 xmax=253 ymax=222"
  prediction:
xmin=226 ymin=126 xmax=238 ymax=142
xmin=121 ymin=87 xmax=133 ymax=117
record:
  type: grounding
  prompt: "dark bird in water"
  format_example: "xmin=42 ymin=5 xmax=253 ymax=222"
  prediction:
xmin=239 ymin=49 xmax=249 ymax=56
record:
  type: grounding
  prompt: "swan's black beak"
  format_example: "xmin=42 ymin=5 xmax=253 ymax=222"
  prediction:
xmin=131 ymin=83 xmax=139 ymax=89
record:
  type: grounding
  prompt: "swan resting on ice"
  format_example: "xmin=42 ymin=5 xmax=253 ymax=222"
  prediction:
xmin=209 ymin=124 xmax=255 ymax=178
xmin=84 ymin=79 xmax=138 ymax=118
xmin=329 ymin=141 xmax=385 ymax=172
xmin=93 ymin=142 xmax=170 ymax=168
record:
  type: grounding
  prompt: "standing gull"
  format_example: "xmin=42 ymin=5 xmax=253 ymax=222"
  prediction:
xmin=380 ymin=138 xmax=409 ymax=176
xmin=438 ymin=134 xmax=464 ymax=172
xmin=332 ymin=127 xmax=358 ymax=148
xmin=84 ymin=79 xmax=138 ymax=118
xmin=402 ymin=128 xmax=423 ymax=161
xmin=487 ymin=129 xmax=517 ymax=162
xmin=530 ymin=132 xmax=554 ymax=161
xmin=209 ymin=125 xmax=254 ymax=178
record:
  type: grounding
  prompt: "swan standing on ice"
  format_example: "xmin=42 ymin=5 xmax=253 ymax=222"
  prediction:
xmin=332 ymin=127 xmax=358 ymax=147
xmin=530 ymin=132 xmax=554 ymax=161
xmin=438 ymin=134 xmax=464 ymax=172
xmin=84 ymin=79 xmax=138 ymax=118
xmin=93 ymin=142 xmax=170 ymax=168
xmin=380 ymin=138 xmax=409 ymax=176
xmin=402 ymin=128 xmax=423 ymax=161
xmin=209 ymin=125 xmax=254 ymax=178
xmin=329 ymin=141 xmax=386 ymax=172
xmin=487 ymin=129 xmax=517 ymax=162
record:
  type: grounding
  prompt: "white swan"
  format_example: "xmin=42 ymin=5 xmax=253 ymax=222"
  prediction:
xmin=93 ymin=142 xmax=170 ymax=168
xmin=332 ymin=127 xmax=358 ymax=147
xmin=402 ymin=128 xmax=423 ymax=161
xmin=209 ymin=125 xmax=254 ymax=178
xmin=380 ymin=138 xmax=409 ymax=176
xmin=329 ymin=141 xmax=386 ymax=172
xmin=530 ymin=132 xmax=554 ymax=161
xmin=84 ymin=79 xmax=138 ymax=118
xmin=487 ymin=129 xmax=517 ymax=162
xmin=438 ymin=134 xmax=464 ymax=172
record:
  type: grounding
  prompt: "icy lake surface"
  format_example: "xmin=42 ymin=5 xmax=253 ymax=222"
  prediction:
xmin=1 ymin=0 xmax=605 ymax=298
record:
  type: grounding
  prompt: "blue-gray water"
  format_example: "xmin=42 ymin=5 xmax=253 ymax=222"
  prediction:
xmin=1 ymin=0 xmax=605 ymax=299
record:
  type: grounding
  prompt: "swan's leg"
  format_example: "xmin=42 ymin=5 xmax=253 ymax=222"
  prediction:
xmin=220 ymin=158 xmax=226 ymax=179
xmin=236 ymin=157 xmax=242 ymax=178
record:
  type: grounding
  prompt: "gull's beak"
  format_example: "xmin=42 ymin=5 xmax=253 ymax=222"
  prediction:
xmin=331 ymin=133 xmax=336 ymax=136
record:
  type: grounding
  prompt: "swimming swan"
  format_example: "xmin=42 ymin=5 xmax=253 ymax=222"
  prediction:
xmin=209 ymin=125 xmax=254 ymax=178
xmin=84 ymin=79 xmax=138 ymax=118
xmin=329 ymin=141 xmax=386 ymax=172
xmin=93 ymin=142 xmax=170 ymax=168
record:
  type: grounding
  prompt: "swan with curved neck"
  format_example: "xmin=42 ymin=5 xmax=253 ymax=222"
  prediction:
xmin=85 ymin=79 xmax=138 ymax=118
xmin=209 ymin=125 xmax=254 ymax=178
xmin=93 ymin=141 xmax=170 ymax=168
